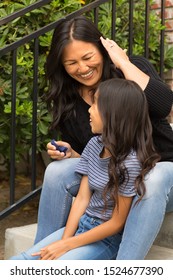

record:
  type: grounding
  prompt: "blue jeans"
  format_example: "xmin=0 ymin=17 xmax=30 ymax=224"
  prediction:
xmin=117 ymin=161 xmax=173 ymax=259
xmin=34 ymin=158 xmax=81 ymax=243
xmin=34 ymin=159 xmax=173 ymax=259
xmin=10 ymin=214 xmax=122 ymax=260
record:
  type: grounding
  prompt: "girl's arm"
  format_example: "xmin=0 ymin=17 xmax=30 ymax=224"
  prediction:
xmin=64 ymin=195 xmax=133 ymax=250
xmin=36 ymin=194 xmax=133 ymax=260
xmin=62 ymin=175 xmax=92 ymax=239
xmin=32 ymin=175 xmax=92 ymax=259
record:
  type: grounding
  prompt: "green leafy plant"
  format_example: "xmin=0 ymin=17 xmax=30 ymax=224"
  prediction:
xmin=0 ymin=0 xmax=83 ymax=171
xmin=96 ymin=0 xmax=173 ymax=72
xmin=0 ymin=0 xmax=172 ymax=172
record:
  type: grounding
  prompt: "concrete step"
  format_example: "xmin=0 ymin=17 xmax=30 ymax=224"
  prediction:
xmin=4 ymin=212 xmax=173 ymax=259
xmin=145 ymin=245 xmax=173 ymax=260
xmin=153 ymin=212 xmax=173 ymax=249
xmin=4 ymin=223 xmax=37 ymax=259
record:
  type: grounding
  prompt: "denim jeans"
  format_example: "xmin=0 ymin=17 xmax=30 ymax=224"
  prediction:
xmin=34 ymin=158 xmax=81 ymax=244
xmin=34 ymin=158 xmax=173 ymax=259
xmin=116 ymin=161 xmax=173 ymax=259
xmin=10 ymin=214 xmax=122 ymax=260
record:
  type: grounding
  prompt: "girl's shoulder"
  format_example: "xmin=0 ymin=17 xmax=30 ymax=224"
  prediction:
xmin=84 ymin=136 xmax=103 ymax=155
xmin=87 ymin=135 xmax=103 ymax=148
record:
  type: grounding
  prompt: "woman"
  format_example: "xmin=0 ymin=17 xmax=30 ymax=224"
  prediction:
xmin=34 ymin=16 xmax=173 ymax=259
xmin=10 ymin=79 xmax=160 ymax=260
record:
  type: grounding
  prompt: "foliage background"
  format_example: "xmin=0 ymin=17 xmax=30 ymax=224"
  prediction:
xmin=0 ymin=0 xmax=173 ymax=172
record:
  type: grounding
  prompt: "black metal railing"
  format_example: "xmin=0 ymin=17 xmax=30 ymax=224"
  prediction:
xmin=0 ymin=0 xmax=166 ymax=219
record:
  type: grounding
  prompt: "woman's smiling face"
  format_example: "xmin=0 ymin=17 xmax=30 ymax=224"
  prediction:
xmin=62 ymin=40 xmax=104 ymax=88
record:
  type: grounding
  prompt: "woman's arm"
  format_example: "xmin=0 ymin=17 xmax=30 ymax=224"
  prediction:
xmin=100 ymin=37 xmax=173 ymax=119
xmin=130 ymin=56 xmax=173 ymax=118
xmin=35 ymin=194 xmax=133 ymax=260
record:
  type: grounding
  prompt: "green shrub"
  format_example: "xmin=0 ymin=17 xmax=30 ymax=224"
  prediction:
xmin=0 ymin=0 xmax=172 ymax=170
xmin=0 ymin=0 xmax=83 ymax=169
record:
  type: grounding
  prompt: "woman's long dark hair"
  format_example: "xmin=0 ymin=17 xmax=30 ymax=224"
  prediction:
xmin=97 ymin=78 xmax=160 ymax=207
xmin=45 ymin=16 xmax=120 ymax=130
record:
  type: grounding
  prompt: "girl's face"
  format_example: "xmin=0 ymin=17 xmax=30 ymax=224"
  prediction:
xmin=88 ymin=90 xmax=103 ymax=134
xmin=62 ymin=40 xmax=104 ymax=88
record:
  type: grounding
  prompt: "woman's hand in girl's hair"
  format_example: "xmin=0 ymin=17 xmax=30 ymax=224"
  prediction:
xmin=100 ymin=36 xmax=129 ymax=69
xmin=100 ymin=36 xmax=149 ymax=90
xmin=47 ymin=140 xmax=72 ymax=160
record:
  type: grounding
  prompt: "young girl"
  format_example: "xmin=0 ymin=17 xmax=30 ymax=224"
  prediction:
xmin=10 ymin=78 xmax=159 ymax=260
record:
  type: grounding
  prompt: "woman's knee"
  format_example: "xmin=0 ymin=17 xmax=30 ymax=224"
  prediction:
xmin=144 ymin=162 xmax=173 ymax=199
xmin=42 ymin=158 xmax=81 ymax=194
xmin=45 ymin=158 xmax=80 ymax=176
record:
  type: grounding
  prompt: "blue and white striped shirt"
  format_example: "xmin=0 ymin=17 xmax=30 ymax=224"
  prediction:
xmin=75 ymin=136 xmax=141 ymax=221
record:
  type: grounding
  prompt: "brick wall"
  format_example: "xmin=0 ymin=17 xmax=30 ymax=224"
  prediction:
xmin=152 ymin=0 xmax=173 ymax=45
xmin=152 ymin=1 xmax=173 ymax=122
xmin=152 ymin=0 xmax=173 ymax=87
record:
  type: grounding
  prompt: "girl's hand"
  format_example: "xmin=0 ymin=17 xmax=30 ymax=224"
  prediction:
xmin=100 ymin=36 xmax=129 ymax=69
xmin=47 ymin=140 xmax=71 ymax=160
xmin=32 ymin=240 xmax=69 ymax=260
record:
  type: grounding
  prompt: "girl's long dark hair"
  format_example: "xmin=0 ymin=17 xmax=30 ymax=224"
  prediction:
xmin=97 ymin=78 xmax=160 ymax=207
xmin=45 ymin=16 xmax=120 ymax=130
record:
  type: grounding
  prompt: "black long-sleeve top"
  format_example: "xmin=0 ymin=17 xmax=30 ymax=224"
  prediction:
xmin=59 ymin=56 xmax=173 ymax=161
